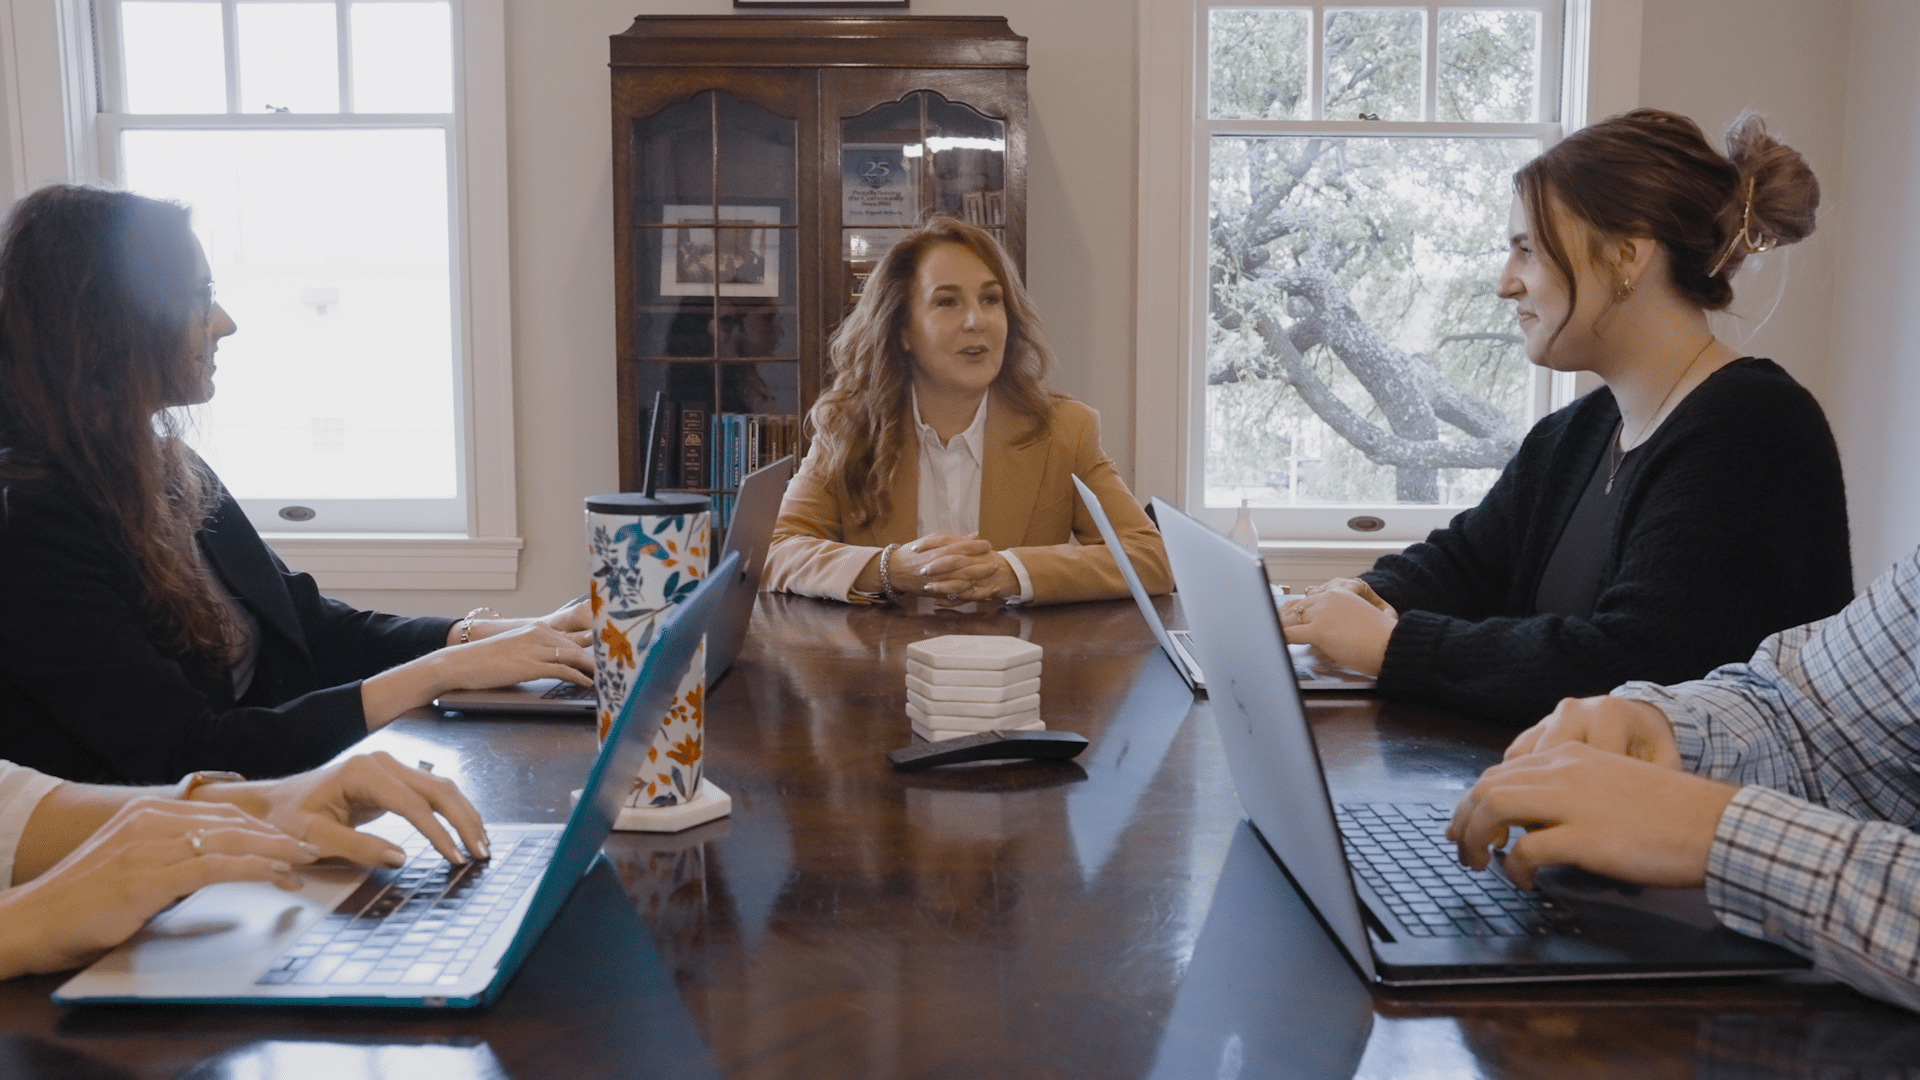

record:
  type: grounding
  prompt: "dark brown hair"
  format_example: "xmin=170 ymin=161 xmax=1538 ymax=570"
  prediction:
xmin=1514 ymin=109 xmax=1819 ymax=345
xmin=0 ymin=185 xmax=242 ymax=667
xmin=807 ymin=217 xmax=1059 ymax=529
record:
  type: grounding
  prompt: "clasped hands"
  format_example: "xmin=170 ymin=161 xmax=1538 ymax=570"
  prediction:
xmin=879 ymin=532 xmax=1020 ymax=605
xmin=1444 ymin=695 xmax=1739 ymax=890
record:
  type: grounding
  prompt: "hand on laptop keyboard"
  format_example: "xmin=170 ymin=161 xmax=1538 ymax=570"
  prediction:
xmin=1338 ymin=803 xmax=1560 ymax=938
xmin=258 ymin=829 xmax=560 ymax=987
xmin=0 ymin=751 xmax=490 ymax=982
xmin=242 ymin=750 xmax=490 ymax=868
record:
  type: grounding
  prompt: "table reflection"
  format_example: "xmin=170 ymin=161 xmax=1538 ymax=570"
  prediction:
xmin=650 ymin=595 xmax=1221 ymax=1077
xmin=181 ymin=1040 xmax=507 ymax=1080
xmin=0 ymin=1034 xmax=138 ymax=1080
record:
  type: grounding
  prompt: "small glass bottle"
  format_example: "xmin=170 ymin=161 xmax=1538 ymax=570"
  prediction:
xmin=1227 ymin=498 xmax=1260 ymax=554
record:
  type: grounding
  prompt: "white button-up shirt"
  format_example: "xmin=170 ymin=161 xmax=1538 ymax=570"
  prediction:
xmin=911 ymin=388 xmax=1035 ymax=603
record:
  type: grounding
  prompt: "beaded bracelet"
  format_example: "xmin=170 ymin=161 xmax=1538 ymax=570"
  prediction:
xmin=878 ymin=543 xmax=903 ymax=603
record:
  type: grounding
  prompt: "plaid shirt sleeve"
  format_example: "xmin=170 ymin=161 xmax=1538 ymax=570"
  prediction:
xmin=1613 ymin=549 xmax=1920 ymax=1010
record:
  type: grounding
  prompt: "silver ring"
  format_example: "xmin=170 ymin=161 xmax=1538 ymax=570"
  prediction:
xmin=554 ymin=646 xmax=560 ymax=663
xmin=187 ymin=830 xmax=206 ymax=857
xmin=417 ymin=760 xmax=435 ymax=774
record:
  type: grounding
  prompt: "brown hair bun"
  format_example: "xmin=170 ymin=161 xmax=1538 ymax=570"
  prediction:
xmin=1716 ymin=111 xmax=1820 ymax=279
xmin=1514 ymin=108 xmax=1819 ymax=330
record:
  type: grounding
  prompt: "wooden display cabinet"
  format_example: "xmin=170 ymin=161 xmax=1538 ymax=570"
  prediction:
xmin=609 ymin=16 xmax=1028 ymax=523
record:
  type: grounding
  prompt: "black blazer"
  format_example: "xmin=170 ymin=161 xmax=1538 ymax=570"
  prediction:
xmin=0 ymin=477 xmax=453 ymax=783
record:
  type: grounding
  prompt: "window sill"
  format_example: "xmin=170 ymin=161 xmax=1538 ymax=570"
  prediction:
xmin=260 ymin=534 xmax=523 ymax=591
xmin=1257 ymin=539 xmax=1409 ymax=593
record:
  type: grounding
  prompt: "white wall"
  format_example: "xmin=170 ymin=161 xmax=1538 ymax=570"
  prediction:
xmin=1636 ymin=0 xmax=1849 ymax=403
xmin=1829 ymin=0 xmax=1920 ymax=583
xmin=330 ymin=0 xmax=1139 ymax=615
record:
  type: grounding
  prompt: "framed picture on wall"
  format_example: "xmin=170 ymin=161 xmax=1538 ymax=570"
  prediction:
xmin=736 ymin=0 xmax=904 ymax=7
xmin=660 ymin=205 xmax=781 ymax=298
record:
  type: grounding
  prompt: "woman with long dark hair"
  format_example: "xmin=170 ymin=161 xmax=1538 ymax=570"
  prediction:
xmin=1281 ymin=110 xmax=1853 ymax=725
xmin=0 ymin=185 xmax=592 ymax=784
xmin=764 ymin=217 xmax=1167 ymax=606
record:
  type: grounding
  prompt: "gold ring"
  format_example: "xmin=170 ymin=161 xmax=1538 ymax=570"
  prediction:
xmin=187 ymin=829 xmax=206 ymax=857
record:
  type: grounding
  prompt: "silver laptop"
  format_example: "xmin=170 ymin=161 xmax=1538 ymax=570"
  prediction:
xmin=703 ymin=453 xmax=794 ymax=685
xmin=434 ymin=455 xmax=793 ymax=715
xmin=1154 ymin=497 xmax=1808 ymax=986
xmin=1069 ymin=476 xmax=1372 ymax=693
xmin=55 ymin=553 xmax=741 ymax=1009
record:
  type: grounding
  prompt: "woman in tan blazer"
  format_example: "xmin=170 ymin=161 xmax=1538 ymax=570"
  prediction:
xmin=764 ymin=218 xmax=1167 ymax=607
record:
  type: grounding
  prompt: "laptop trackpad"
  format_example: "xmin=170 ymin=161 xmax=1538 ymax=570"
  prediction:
xmin=73 ymin=866 xmax=364 ymax=991
xmin=1530 ymin=864 xmax=1722 ymax=932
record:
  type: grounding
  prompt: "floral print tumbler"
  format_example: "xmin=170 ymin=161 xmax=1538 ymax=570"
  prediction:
xmin=586 ymin=491 xmax=710 ymax=810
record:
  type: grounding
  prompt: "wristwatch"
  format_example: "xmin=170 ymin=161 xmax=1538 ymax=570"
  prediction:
xmin=172 ymin=770 xmax=247 ymax=801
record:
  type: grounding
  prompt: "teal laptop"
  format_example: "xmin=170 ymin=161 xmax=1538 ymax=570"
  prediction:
xmin=54 ymin=553 xmax=740 ymax=1010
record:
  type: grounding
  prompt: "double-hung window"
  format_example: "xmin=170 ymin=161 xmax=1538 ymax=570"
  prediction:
xmin=94 ymin=0 xmax=512 ymax=561
xmin=1183 ymin=1 xmax=1575 ymax=540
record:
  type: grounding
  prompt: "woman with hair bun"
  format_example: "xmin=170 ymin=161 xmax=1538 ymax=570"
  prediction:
xmin=1282 ymin=109 xmax=1852 ymax=725
xmin=765 ymin=217 xmax=1167 ymax=606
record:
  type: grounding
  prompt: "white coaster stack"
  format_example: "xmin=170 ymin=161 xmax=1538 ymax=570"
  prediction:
xmin=904 ymin=635 xmax=1044 ymax=742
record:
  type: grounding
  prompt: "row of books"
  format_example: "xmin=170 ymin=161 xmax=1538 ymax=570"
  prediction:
xmin=648 ymin=406 xmax=801 ymax=529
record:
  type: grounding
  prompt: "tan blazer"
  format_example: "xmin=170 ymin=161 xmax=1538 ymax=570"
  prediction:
xmin=764 ymin=394 xmax=1171 ymax=606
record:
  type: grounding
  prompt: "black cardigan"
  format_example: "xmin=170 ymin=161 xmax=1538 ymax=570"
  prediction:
xmin=1360 ymin=357 xmax=1852 ymax=726
xmin=0 ymin=478 xmax=454 ymax=783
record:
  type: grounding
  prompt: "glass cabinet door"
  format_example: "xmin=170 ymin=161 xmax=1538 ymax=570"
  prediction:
xmin=840 ymin=91 xmax=1007 ymax=310
xmin=628 ymin=90 xmax=801 ymax=520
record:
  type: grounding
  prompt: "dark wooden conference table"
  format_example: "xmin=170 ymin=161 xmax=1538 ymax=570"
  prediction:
xmin=6 ymin=593 xmax=1920 ymax=1078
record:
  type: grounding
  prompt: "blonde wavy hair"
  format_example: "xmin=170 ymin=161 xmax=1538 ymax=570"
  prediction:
xmin=807 ymin=217 xmax=1059 ymax=529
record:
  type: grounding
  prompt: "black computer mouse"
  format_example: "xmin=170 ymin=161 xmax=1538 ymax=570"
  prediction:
xmin=886 ymin=730 xmax=1089 ymax=771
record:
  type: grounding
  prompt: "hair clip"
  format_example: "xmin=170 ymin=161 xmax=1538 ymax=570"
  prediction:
xmin=1709 ymin=176 xmax=1776 ymax=278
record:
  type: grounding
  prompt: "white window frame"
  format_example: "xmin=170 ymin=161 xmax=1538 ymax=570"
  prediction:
xmin=1135 ymin=0 xmax=1644 ymax=552
xmin=0 ymin=0 xmax=519 ymax=589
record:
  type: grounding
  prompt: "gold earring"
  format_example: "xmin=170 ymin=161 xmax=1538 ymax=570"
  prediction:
xmin=1615 ymin=276 xmax=1636 ymax=301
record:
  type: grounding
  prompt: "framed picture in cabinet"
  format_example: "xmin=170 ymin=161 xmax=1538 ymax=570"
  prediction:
xmin=841 ymin=144 xmax=919 ymax=227
xmin=659 ymin=205 xmax=782 ymax=297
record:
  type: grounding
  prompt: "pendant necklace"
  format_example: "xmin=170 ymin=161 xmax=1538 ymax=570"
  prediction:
xmin=1608 ymin=335 xmax=1716 ymax=495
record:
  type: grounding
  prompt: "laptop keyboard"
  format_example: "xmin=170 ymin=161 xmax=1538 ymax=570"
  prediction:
xmin=1336 ymin=803 xmax=1558 ymax=938
xmin=256 ymin=828 xmax=558 ymax=988
xmin=540 ymin=681 xmax=594 ymax=701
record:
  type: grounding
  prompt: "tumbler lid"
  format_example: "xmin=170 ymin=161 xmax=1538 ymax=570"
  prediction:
xmin=585 ymin=491 xmax=711 ymax=515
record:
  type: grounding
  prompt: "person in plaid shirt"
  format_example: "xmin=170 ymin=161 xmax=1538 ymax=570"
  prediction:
xmin=1448 ymin=549 xmax=1920 ymax=1010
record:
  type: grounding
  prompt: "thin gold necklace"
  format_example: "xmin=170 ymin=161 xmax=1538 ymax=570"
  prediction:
xmin=1608 ymin=335 xmax=1715 ymax=494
